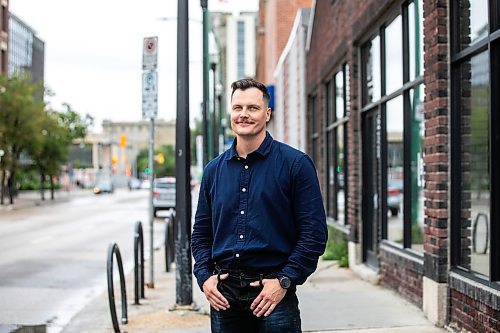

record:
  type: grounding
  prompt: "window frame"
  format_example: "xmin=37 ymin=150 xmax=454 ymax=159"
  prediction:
xmin=360 ymin=0 xmax=425 ymax=253
xmin=450 ymin=0 xmax=500 ymax=285
xmin=325 ymin=64 xmax=349 ymax=226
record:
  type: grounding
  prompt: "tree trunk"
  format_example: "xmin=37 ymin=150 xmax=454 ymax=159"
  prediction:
xmin=50 ymin=175 xmax=55 ymax=200
xmin=0 ymin=170 xmax=5 ymax=205
xmin=7 ymin=170 xmax=15 ymax=205
xmin=40 ymin=172 xmax=45 ymax=201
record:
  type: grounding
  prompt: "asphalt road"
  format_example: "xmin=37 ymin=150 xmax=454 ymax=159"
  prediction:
xmin=0 ymin=189 xmax=165 ymax=333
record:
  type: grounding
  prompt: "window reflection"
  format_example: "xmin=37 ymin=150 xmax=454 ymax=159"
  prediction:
xmin=460 ymin=51 xmax=490 ymax=276
xmin=336 ymin=125 xmax=345 ymax=223
xmin=365 ymin=35 xmax=381 ymax=104
xmin=409 ymin=0 xmax=424 ymax=81
xmin=410 ymin=84 xmax=425 ymax=250
xmin=335 ymin=71 xmax=344 ymax=120
xmin=386 ymin=96 xmax=404 ymax=243
xmin=459 ymin=0 xmax=489 ymax=49
xmin=385 ymin=15 xmax=403 ymax=94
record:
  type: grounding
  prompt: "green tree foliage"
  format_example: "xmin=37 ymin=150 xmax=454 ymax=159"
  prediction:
xmin=0 ymin=73 xmax=45 ymax=204
xmin=0 ymin=73 xmax=93 ymax=204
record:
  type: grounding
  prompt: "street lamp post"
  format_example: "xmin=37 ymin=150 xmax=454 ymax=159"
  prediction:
xmin=175 ymin=0 xmax=193 ymax=307
xmin=201 ymin=0 xmax=210 ymax=165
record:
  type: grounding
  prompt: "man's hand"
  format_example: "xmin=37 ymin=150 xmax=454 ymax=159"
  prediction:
xmin=249 ymin=278 xmax=287 ymax=317
xmin=202 ymin=273 xmax=230 ymax=311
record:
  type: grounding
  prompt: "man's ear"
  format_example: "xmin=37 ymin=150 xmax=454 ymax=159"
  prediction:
xmin=266 ymin=107 xmax=271 ymax=122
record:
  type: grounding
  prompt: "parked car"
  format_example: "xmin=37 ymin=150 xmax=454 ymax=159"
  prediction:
xmin=128 ymin=178 xmax=141 ymax=190
xmin=153 ymin=177 xmax=176 ymax=217
xmin=387 ymin=179 xmax=403 ymax=217
xmin=93 ymin=179 xmax=114 ymax=194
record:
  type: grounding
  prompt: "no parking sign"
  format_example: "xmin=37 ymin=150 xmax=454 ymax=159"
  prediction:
xmin=143 ymin=37 xmax=158 ymax=71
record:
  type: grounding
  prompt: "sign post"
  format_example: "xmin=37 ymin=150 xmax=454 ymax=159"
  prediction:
xmin=142 ymin=36 xmax=158 ymax=288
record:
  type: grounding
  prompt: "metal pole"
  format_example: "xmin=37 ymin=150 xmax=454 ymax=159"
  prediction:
xmin=176 ymin=0 xmax=193 ymax=306
xmin=211 ymin=62 xmax=218 ymax=156
xmin=202 ymin=0 xmax=209 ymax=166
xmin=147 ymin=118 xmax=155 ymax=288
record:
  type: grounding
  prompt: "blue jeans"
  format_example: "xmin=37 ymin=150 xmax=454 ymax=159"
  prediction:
xmin=210 ymin=270 xmax=302 ymax=333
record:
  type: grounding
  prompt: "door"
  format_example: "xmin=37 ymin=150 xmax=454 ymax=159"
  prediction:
xmin=362 ymin=110 xmax=380 ymax=269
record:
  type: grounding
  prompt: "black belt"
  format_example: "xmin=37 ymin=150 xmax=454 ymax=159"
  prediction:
xmin=214 ymin=266 xmax=279 ymax=287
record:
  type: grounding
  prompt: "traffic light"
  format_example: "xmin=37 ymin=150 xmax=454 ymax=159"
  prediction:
xmin=111 ymin=156 xmax=118 ymax=164
xmin=144 ymin=167 xmax=151 ymax=175
xmin=119 ymin=135 xmax=127 ymax=148
xmin=156 ymin=153 xmax=165 ymax=165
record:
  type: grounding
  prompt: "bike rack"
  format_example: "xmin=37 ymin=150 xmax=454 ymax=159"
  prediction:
xmin=107 ymin=243 xmax=128 ymax=333
xmin=165 ymin=209 xmax=175 ymax=272
xmin=134 ymin=221 xmax=145 ymax=305
xmin=472 ymin=212 xmax=489 ymax=254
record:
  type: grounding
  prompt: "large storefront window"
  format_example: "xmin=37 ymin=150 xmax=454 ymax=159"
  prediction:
xmin=325 ymin=64 xmax=349 ymax=225
xmin=361 ymin=0 xmax=425 ymax=255
xmin=451 ymin=0 xmax=499 ymax=281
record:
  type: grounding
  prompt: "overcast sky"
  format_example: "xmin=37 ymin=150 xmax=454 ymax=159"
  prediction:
xmin=9 ymin=0 xmax=258 ymax=132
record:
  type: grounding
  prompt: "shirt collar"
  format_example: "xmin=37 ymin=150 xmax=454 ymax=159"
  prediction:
xmin=225 ymin=131 xmax=274 ymax=161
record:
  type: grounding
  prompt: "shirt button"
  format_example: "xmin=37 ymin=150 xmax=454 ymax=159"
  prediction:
xmin=235 ymin=253 xmax=240 ymax=258
xmin=237 ymin=157 xmax=241 ymax=161
xmin=240 ymin=210 xmax=245 ymax=215
xmin=239 ymin=234 xmax=244 ymax=239
xmin=244 ymin=165 xmax=249 ymax=169
xmin=242 ymin=188 xmax=246 ymax=192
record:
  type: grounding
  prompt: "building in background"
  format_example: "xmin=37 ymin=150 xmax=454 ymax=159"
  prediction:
xmin=0 ymin=0 xmax=8 ymax=74
xmin=272 ymin=8 xmax=310 ymax=151
xmin=211 ymin=10 xmax=257 ymax=119
xmin=256 ymin=0 xmax=312 ymax=136
xmin=67 ymin=119 xmax=176 ymax=187
xmin=8 ymin=13 xmax=44 ymax=84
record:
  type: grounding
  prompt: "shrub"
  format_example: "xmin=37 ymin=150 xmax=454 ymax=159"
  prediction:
xmin=322 ymin=226 xmax=349 ymax=267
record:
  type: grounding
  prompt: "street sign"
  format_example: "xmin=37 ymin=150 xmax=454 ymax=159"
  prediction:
xmin=143 ymin=37 xmax=158 ymax=71
xmin=142 ymin=71 xmax=158 ymax=119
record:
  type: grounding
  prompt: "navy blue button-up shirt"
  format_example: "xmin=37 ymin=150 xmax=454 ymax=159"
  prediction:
xmin=192 ymin=132 xmax=327 ymax=290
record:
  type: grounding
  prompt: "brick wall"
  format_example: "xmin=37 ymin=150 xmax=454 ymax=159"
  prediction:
xmin=423 ymin=0 xmax=450 ymax=283
xmin=380 ymin=245 xmax=424 ymax=306
xmin=259 ymin=0 xmax=312 ymax=85
xmin=449 ymin=275 xmax=500 ymax=332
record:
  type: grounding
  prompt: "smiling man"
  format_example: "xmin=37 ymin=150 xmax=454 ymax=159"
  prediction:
xmin=192 ymin=78 xmax=327 ymax=333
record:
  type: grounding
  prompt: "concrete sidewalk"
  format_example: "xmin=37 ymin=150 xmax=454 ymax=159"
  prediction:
xmin=0 ymin=188 xmax=91 ymax=212
xmin=61 ymin=246 xmax=447 ymax=333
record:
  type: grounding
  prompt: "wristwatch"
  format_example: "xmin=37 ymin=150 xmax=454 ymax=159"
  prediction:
xmin=278 ymin=275 xmax=292 ymax=289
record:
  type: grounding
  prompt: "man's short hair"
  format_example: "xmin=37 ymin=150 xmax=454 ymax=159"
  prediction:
xmin=231 ymin=78 xmax=270 ymax=105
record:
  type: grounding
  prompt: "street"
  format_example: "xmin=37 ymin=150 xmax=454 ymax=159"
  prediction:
xmin=0 ymin=189 xmax=164 ymax=332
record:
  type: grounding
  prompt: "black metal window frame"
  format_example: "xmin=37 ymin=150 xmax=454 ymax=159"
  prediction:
xmin=308 ymin=95 xmax=319 ymax=164
xmin=324 ymin=63 xmax=349 ymax=226
xmin=450 ymin=0 xmax=500 ymax=285
xmin=360 ymin=0 xmax=424 ymax=253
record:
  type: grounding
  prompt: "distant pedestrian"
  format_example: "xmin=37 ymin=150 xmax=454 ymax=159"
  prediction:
xmin=192 ymin=78 xmax=327 ymax=333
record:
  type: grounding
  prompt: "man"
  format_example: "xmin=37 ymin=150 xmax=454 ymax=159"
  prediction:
xmin=192 ymin=78 xmax=327 ymax=333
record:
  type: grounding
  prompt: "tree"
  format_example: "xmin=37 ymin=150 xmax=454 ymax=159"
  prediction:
xmin=136 ymin=144 xmax=175 ymax=178
xmin=0 ymin=73 xmax=45 ymax=205
xmin=29 ymin=105 xmax=93 ymax=200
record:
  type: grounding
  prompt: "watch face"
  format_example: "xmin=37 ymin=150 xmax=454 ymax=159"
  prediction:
xmin=279 ymin=276 xmax=291 ymax=289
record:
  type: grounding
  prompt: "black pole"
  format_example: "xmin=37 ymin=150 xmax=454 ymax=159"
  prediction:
xmin=201 ymin=0 xmax=209 ymax=165
xmin=211 ymin=62 xmax=218 ymax=156
xmin=175 ymin=0 xmax=193 ymax=306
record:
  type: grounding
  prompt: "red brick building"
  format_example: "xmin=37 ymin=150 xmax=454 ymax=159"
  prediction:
xmin=256 ymin=0 xmax=312 ymax=85
xmin=0 ymin=0 xmax=8 ymax=74
xmin=304 ymin=0 xmax=499 ymax=332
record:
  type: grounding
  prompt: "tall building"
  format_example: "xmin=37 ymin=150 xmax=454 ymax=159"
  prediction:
xmin=8 ymin=13 xmax=44 ymax=84
xmin=0 ymin=0 xmax=8 ymax=74
xmin=212 ymin=10 xmax=257 ymax=118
